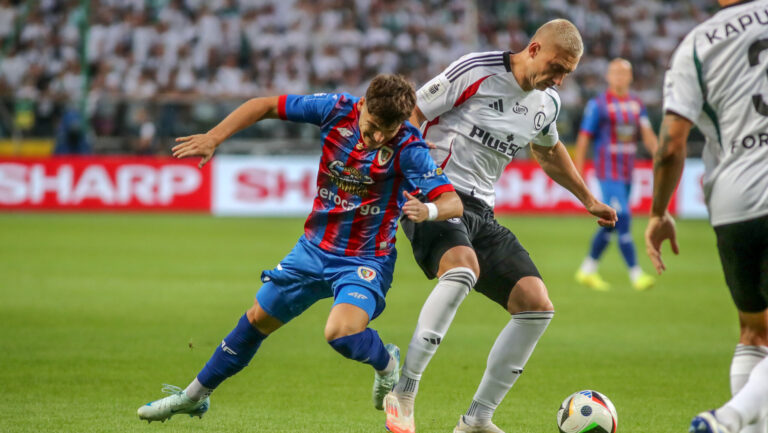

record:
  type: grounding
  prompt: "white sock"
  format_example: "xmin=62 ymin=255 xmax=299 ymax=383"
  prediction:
xmin=466 ymin=311 xmax=554 ymax=424
xmin=394 ymin=267 xmax=476 ymax=411
xmin=731 ymin=345 xmax=768 ymax=433
xmin=628 ymin=266 xmax=643 ymax=282
xmin=579 ymin=257 xmax=598 ymax=274
xmin=184 ymin=377 xmax=212 ymax=402
xmin=721 ymin=354 xmax=768 ymax=431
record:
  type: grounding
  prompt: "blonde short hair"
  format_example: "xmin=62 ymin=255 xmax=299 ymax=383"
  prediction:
xmin=531 ymin=19 xmax=584 ymax=58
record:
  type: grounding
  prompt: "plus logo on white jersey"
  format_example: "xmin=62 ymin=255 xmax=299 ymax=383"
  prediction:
xmin=415 ymin=50 xmax=561 ymax=207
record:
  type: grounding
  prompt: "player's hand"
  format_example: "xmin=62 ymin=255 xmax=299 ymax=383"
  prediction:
xmin=586 ymin=200 xmax=618 ymax=228
xmin=426 ymin=140 xmax=437 ymax=149
xmin=644 ymin=211 xmax=679 ymax=275
xmin=402 ymin=191 xmax=428 ymax=222
xmin=172 ymin=133 xmax=219 ymax=168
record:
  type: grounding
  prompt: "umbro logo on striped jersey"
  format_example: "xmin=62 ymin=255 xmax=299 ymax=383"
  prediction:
xmin=488 ymin=99 xmax=504 ymax=112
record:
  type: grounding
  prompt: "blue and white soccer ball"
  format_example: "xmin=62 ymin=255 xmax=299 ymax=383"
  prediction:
xmin=556 ymin=390 xmax=618 ymax=433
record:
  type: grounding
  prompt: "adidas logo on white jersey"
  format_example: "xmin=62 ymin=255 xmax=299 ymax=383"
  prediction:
xmin=488 ymin=99 xmax=504 ymax=112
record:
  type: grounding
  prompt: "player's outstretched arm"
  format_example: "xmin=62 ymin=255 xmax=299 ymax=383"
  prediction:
xmin=531 ymin=141 xmax=617 ymax=227
xmin=402 ymin=190 xmax=462 ymax=223
xmin=644 ymin=112 xmax=691 ymax=274
xmin=172 ymin=96 xmax=281 ymax=168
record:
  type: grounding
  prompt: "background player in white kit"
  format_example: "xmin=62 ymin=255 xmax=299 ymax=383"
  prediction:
xmin=382 ymin=19 xmax=617 ymax=433
xmin=644 ymin=1 xmax=768 ymax=432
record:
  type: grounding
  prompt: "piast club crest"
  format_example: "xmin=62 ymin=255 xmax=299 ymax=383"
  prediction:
xmin=327 ymin=160 xmax=374 ymax=197
xmin=376 ymin=146 xmax=394 ymax=165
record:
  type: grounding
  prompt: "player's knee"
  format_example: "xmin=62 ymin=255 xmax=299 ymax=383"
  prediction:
xmin=739 ymin=310 xmax=768 ymax=346
xmin=507 ymin=277 xmax=553 ymax=314
xmin=246 ymin=299 xmax=283 ymax=335
xmin=438 ymin=246 xmax=480 ymax=278
xmin=324 ymin=320 xmax=366 ymax=342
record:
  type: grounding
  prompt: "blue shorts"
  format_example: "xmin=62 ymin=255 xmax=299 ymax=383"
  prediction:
xmin=599 ymin=179 xmax=632 ymax=215
xmin=255 ymin=235 xmax=396 ymax=324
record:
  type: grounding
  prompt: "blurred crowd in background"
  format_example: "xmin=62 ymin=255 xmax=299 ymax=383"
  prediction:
xmin=0 ymin=0 xmax=716 ymax=154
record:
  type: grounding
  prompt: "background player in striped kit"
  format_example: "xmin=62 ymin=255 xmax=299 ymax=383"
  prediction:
xmin=383 ymin=20 xmax=617 ymax=433
xmin=645 ymin=1 xmax=768 ymax=432
xmin=134 ymin=74 xmax=463 ymax=424
xmin=574 ymin=58 xmax=659 ymax=291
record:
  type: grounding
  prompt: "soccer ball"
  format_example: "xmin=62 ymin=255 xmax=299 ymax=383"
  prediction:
xmin=556 ymin=390 xmax=618 ymax=433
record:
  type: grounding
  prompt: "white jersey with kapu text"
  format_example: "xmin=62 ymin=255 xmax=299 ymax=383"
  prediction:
xmin=663 ymin=0 xmax=768 ymax=226
xmin=416 ymin=50 xmax=561 ymax=208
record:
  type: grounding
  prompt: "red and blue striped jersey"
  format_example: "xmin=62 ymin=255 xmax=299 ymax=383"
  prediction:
xmin=278 ymin=92 xmax=454 ymax=257
xmin=580 ymin=91 xmax=651 ymax=183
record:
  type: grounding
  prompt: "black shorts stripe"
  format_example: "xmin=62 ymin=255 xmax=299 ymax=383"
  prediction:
xmin=445 ymin=53 xmax=502 ymax=78
xmin=447 ymin=61 xmax=504 ymax=83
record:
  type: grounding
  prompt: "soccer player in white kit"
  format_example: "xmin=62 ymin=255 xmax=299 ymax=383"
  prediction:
xmin=382 ymin=19 xmax=617 ymax=433
xmin=645 ymin=1 xmax=768 ymax=432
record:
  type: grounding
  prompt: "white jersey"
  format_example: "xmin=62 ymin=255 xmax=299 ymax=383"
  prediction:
xmin=663 ymin=0 xmax=768 ymax=226
xmin=416 ymin=51 xmax=560 ymax=207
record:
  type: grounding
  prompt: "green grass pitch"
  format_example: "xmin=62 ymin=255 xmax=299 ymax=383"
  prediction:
xmin=0 ymin=213 xmax=735 ymax=432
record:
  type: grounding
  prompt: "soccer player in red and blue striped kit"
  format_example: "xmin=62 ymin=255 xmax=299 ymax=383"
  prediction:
xmin=136 ymin=74 xmax=462 ymax=424
xmin=574 ymin=58 xmax=659 ymax=291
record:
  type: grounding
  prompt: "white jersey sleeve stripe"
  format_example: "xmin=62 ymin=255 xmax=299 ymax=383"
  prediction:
xmin=445 ymin=53 xmax=504 ymax=81
xmin=447 ymin=60 xmax=505 ymax=83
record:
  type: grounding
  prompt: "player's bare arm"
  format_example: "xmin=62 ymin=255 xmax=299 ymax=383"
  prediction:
xmin=402 ymin=190 xmax=462 ymax=223
xmin=573 ymin=131 xmax=591 ymax=179
xmin=173 ymin=96 xmax=281 ymax=168
xmin=408 ymin=105 xmax=427 ymax=129
xmin=644 ymin=112 xmax=691 ymax=274
xmin=531 ymin=141 xmax=617 ymax=227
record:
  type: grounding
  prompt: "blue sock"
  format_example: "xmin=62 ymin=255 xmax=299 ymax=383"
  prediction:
xmin=197 ymin=314 xmax=267 ymax=389
xmin=328 ymin=328 xmax=391 ymax=371
xmin=616 ymin=213 xmax=637 ymax=267
xmin=588 ymin=226 xmax=613 ymax=260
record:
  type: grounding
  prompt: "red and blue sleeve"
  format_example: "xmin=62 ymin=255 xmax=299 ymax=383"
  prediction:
xmin=277 ymin=93 xmax=339 ymax=126
xmin=398 ymin=142 xmax=454 ymax=201
xmin=579 ymin=98 xmax=600 ymax=137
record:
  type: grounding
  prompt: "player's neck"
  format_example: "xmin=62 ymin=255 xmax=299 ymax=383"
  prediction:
xmin=608 ymin=88 xmax=629 ymax=99
xmin=508 ymin=52 xmax=533 ymax=92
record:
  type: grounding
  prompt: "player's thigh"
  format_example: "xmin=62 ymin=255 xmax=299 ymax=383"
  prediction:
xmin=256 ymin=238 xmax=331 ymax=324
xmin=401 ymin=215 xmax=474 ymax=279
xmin=327 ymin=252 xmax=396 ymax=322
xmin=472 ymin=219 xmax=544 ymax=310
xmin=714 ymin=216 xmax=768 ymax=314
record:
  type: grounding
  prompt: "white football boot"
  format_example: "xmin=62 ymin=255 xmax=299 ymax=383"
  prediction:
xmin=137 ymin=384 xmax=210 ymax=423
xmin=453 ymin=415 xmax=505 ymax=433
xmin=373 ymin=344 xmax=400 ymax=410
xmin=384 ymin=392 xmax=415 ymax=433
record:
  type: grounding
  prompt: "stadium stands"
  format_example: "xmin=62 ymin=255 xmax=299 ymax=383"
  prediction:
xmin=0 ymin=0 xmax=716 ymax=153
